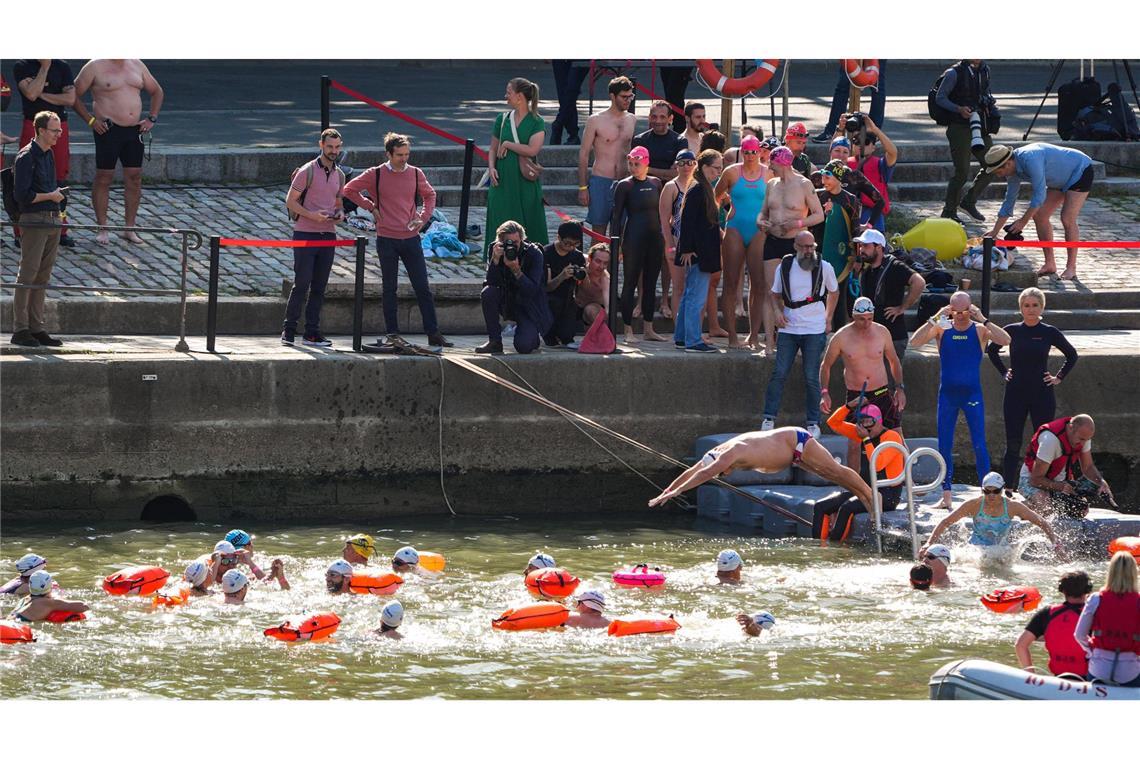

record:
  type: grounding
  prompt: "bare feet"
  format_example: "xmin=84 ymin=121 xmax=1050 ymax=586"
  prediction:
xmin=1036 ymin=266 xmax=1057 ymax=277
xmin=660 ymin=303 xmax=673 ymax=320
xmin=122 ymin=231 xmax=145 ymax=244
xmin=643 ymin=328 xmax=669 ymax=342
xmin=623 ymin=327 xmax=640 ymax=344
xmin=746 ymin=335 xmax=762 ymax=351
xmin=96 ymin=230 xmax=110 ymax=245
xmin=1060 ymin=268 xmax=1077 ymax=280
xmin=709 ymin=327 xmax=729 ymax=338
xmin=941 ymin=490 xmax=952 ymax=510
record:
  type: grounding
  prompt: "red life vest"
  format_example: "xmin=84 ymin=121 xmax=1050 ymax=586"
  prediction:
xmin=1042 ymin=603 xmax=1088 ymax=677
xmin=1090 ymin=591 xmax=1140 ymax=654
xmin=1023 ymin=416 xmax=1080 ymax=481
xmin=848 ymin=155 xmax=891 ymax=215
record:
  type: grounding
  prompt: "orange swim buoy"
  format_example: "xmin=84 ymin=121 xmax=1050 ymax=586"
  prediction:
xmin=103 ymin=566 xmax=170 ymax=597
xmin=264 ymin=612 xmax=341 ymax=642
xmin=695 ymin=59 xmax=781 ymax=98
xmin=1108 ymin=536 xmax=1140 ymax=559
xmin=843 ymin=59 xmax=880 ymax=88
xmin=418 ymin=552 xmax=446 ymax=573
xmin=349 ymin=570 xmax=404 ymax=596
xmin=607 ymin=615 xmax=681 ymax=637
xmin=981 ymin=586 xmax=1042 ymax=614
xmin=525 ymin=568 xmax=580 ymax=599
xmin=491 ymin=602 xmax=569 ymax=631
xmin=44 ymin=609 xmax=86 ymax=623
xmin=1 ymin=622 xmax=35 ymax=644
xmin=152 ymin=587 xmax=191 ymax=608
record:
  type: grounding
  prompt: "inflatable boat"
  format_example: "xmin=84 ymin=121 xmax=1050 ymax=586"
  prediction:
xmin=929 ymin=659 xmax=1140 ymax=700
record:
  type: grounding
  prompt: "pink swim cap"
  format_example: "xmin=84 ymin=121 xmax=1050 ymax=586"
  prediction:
xmin=627 ymin=146 xmax=650 ymax=162
xmin=740 ymin=135 xmax=762 ymax=152
xmin=769 ymin=146 xmax=794 ymax=167
xmin=857 ymin=404 xmax=883 ymax=424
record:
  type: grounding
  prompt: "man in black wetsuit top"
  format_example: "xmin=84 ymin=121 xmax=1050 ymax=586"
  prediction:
xmin=632 ymin=101 xmax=688 ymax=182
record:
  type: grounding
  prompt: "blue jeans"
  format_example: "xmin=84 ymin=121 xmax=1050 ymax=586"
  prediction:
xmin=283 ymin=231 xmax=336 ymax=334
xmin=673 ymin=265 xmax=709 ymax=347
xmin=376 ymin=236 xmax=439 ymax=336
xmin=763 ymin=331 xmax=826 ymax=424
xmin=825 ymin=60 xmax=887 ymax=135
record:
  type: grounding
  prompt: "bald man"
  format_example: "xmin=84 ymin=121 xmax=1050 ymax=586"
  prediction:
xmin=910 ymin=292 xmax=1010 ymax=507
xmin=1021 ymin=414 xmax=1116 ymax=514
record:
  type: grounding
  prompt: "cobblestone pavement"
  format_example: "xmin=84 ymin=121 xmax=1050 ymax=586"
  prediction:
xmin=3 ymin=185 xmax=1139 ymax=298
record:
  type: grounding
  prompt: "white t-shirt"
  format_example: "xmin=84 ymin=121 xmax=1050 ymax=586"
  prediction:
xmin=770 ymin=260 xmax=838 ymax=335
xmin=1019 ymin=429 xmax=1092 ymax=482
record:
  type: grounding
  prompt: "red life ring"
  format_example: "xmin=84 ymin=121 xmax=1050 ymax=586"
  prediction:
xmin=843 ymin=59 xmax=880 ymax=88
xmin=695 ymin=60 xmax=781 ymax=98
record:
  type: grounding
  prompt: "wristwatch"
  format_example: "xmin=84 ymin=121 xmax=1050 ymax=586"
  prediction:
xmin=146 ymin=114 xmax=158 ymax=123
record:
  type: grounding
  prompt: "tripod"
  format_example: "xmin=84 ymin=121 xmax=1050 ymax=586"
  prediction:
xmin=1024 ymin=59 xmax=1140 ymax=140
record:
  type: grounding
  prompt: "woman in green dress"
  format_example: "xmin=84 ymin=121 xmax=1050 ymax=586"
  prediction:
xmin=485 ymin=77 xmax=549 ymax=256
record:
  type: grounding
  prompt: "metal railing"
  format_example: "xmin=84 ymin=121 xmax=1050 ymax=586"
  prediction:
xmin=1 ymin=221 xmax=204 ymax=351
xmin=868 ymin=441 xmax=947 ymax=557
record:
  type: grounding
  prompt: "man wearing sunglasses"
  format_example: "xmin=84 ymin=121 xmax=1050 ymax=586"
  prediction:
xmin=909 ymin=291 xmax=1010 ymax=509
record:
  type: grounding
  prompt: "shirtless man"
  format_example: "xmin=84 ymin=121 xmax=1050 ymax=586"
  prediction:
xmin=683 ymin=102 xmax=707 ymax=155
xmin=758 ymin=146 xmax=825 ymax=352
xmin=72 ymin=59 xmax=164 ymax=244
xmin=648 ymin=427 xmax=871 ymax=508
xmin=564 ymin=590 xmax=610 ymax=629
xmin=374 ymin=601 xmax=405 ymax=639
xmin=9 ymin=571 xmax=89 ymax=622
xmin=577 ymin=76 xmax=637 ymax=236
xmin=819 ymin=296 xmax=907 ymax=469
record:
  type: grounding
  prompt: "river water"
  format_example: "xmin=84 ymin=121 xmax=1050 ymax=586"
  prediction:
xmin=0 ymin=514 xmax=1090 ymax=700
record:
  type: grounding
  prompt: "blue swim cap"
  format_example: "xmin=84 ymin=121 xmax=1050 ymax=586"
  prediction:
xmin=224 ymin=529 xmax=252 ymax=548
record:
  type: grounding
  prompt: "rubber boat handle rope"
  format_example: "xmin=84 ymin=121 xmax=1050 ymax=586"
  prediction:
xmin=441 ymin=355 xmax=813 ymax=528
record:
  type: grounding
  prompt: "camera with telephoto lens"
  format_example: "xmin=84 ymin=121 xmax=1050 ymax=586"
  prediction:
xmin=501 ymin=239 xmax=519 ymax=262
xmin=844 ymin=112 xmax=866 ymax=135
xmin=969 ymin=111 xmax=986 ymax=150
xmin=570 ymin=265 xmax=587 ymax=282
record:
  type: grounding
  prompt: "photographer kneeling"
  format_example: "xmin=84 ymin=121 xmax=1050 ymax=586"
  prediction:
xmin=544 ymin=221 xmax=587 ymax=348
xmin=478 ymin=220 xmax=553 ymax=355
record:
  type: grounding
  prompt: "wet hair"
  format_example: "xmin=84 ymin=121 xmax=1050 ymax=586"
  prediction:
xmin=691 ymin=150 xmax=722 ymax=226
xmin=909 ymin=563 xmax=933 ymax=590
xmin=699 ymin=130 xmax=727 ymax=154
xmin=1105 ymin=551 xmax=1138 ymax=594
xmin=608 ymin=76 xmax=633 ymax=97
xmin=496 ymin=220 xmax=526 ymax=240
xmin=33 ymin=111 xmax=58 ymax=133
xmin=509 ymin=77 xmax=541 ymax=118
xmin=587 ymin=243 xmax=610 ymax=260
xmin=383 ymin=132 xmax=410 ymax=154
xmin=684 ymin=101 xmax=706 ymax=118
xmin=1019 ymin=286 xmax=1046 ymax=309
xmin=557 ymin=221 xmax=583 ymax=243
xmin=1057 ymin=570 xmax=1093 ymax=598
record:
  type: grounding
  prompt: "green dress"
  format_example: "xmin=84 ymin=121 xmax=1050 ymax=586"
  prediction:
xmin=485 ymin=111 xmax=549 ymax=256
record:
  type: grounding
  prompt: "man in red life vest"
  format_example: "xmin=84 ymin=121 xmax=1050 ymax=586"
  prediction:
xmin=1015 ymin=570 xmax=1091 ymax=678
xmin=1019 ymin=414 xmax=1115 ymax=515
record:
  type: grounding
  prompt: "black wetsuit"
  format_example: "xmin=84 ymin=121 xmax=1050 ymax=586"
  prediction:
xmin=811 ymin=428 xmax=902 ymax=542
xmin=611 ymin=176 xmax=665 ymax=326
xmin=986 ymin=321 xmax=1079 ymax=485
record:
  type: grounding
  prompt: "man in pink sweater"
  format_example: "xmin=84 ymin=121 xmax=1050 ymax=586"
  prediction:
xmin=344 ymin=132 xmax=451 ymax=347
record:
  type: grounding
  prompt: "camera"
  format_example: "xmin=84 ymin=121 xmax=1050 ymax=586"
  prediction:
xmin=969 ymin=111 xmax=986 ymax=150
xmin=844 ymin=112 xmax=866 ymax=135
xmin=570 ymin=266 xmax=587 ymax=282
xmin=502 ymin=239 xmax=519 ymax=262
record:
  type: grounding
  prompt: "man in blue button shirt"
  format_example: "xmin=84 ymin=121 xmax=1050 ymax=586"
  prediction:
xmin=983 ymin=143 xmax=1094 ymax=281
xmin=11 ymin=111 xmax=67 ymax=348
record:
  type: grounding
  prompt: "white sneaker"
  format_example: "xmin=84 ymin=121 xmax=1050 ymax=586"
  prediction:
xmin=807 ymin=424 xmax=821 ymax=438
xmin=760 ymin=418 xmax=775 ymax=432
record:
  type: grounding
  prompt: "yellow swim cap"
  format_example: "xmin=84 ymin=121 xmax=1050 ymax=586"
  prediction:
xmin=345 ymin=534 xmax=375 ymax=558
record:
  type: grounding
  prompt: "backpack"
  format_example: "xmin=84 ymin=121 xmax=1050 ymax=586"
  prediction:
xmin=1072 ymin=103 xmax=1123 ymax=141
xmin=1 ymin=166 xmax=21 ymax=223
xmin=927 ymin=73 xmax=957 ymax=126
xmin=286 ymin=160 xmax=345 ymax=222
xmin=1105 ymin=82 xmax=1140 ymax=140
xmin=777 ymin=255 xmax=826 ymax=309
xmin=1057 ymin=77 xmax=1102 ymax=140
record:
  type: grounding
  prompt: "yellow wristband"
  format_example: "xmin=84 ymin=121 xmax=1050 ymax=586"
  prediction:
xmin=578 ymin=186 xmax=588 ymax=191
xmin=87 ymin=116 xmax=96 ymax=127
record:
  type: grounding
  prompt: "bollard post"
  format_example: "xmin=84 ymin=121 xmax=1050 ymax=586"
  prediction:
xmin=175 ymin=232 xmax=190 ymax=352
xmin=608 ymin=235 xmax=621 ymax=337
xmin=321 ymin=75 xmax=331 ymax=132
xmin=206 ymin=236 xmax=220 ymax=353
xmin=981 ymin=236 xmax=994 ymax=316
xmin=459 ymin=138 xmax=475 ymax=244
xmin=353 ymin=236 xmax=366 ymax=352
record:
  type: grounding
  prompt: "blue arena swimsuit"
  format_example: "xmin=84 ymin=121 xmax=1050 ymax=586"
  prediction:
xmin=793 ymin=427 xmax=811 ymax=464
xmin=970 ymin=496 xmax=1013 ymax=546
xmin=726 ymin=170 xmax=766 ymax=247
xmin=937 ymin=324 xmax=991 ymax=491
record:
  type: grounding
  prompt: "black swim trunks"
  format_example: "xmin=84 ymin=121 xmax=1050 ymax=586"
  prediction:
xmin=763 ymin=234 xmax=796 ymax=262
xmin=94 ymin=123 xmax=145 ymax=170
xmin=846 ymin=385 xmax=902 ymax=430
xmin=1068 ymin=165 xmax=1094 ymax=193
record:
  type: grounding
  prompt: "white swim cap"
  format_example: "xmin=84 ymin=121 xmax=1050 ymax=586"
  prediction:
xmin=982 ymin=472 xmax=1005 ymax=490
xmin=221 ymin=569 xmax=249 ymax=594
xmin=717 ymin=549 xmax=743 ymax=572
xmin=28 ymin=570 xmax=53 ymax=596
xmin=16 ymin=553 xmax=47 ymax=575
xmin=184 ymin=560 xmax=210 ymax=587
xmin=394 ymin=547 xmax=420 ymax=566
xmin=527 ymin=552 xmax=556 ymax=570
xmin=576 ymin=589 xmax=606 ymax=612
xmin=925 ymin=544 xmax=952 ymax=565
xmin=380 ymin=601 xmax=405 ymax=628
xmin=327 ymin=559 xmax=354 ymax=577
xmin=752 ymin=611 xmax=776 ymax=630
xmin=213 ymin=540 xmax=236 ymax=555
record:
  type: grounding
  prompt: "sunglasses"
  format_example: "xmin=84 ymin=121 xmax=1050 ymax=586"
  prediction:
xmin=742 ymin=149 xmax=761 ymax=155
xmin=676 ymin=160 xmax=696 ymax=167
xmin=982 ymin=487 xmax=1002 ymax=495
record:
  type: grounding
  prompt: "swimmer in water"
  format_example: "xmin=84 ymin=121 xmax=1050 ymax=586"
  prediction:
xmin=9 ymin=571 xmax=89 ymax=622
xmin=737 ymin=611 xmax=776 ymax=636
xmin=716 ymin=549 xmax=743 ymax=584
xmin=184 ymin=560 xmax=215 ymax=596
xmin=392 ymin=546 xmax=420 ymax=574
xmin=222 ymin=529 xmax=268 ymax=580
xmin=909 ymin=563 xmax=934 ymax=590
xmin=649 ymin=427 xmax=872 ymax=508
xmin=221 ymin=569 xmax=249 ymax=605
xmin=922 ymin=544 xmax=952 ymax=587
xmin=920 ymin=472 xmax=1060 ymax=558
xmin=326 ymin=559 xmax=354 ymax=594
xmin=343 ymin=534 xmax=375 ymax=566
xmin=373 ymin=601 xmax=405 ymax=639
xmin=565 ymin=590 xmax=610 ymax=629
xmin=525 ymin=552 xmax=557 ymax=575
xmin=1 ymin=553 xmax=48 ymax=596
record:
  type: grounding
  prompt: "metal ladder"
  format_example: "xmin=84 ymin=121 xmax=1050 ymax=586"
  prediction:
xmin=868 ymin=442 xmax=948 ymax=558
